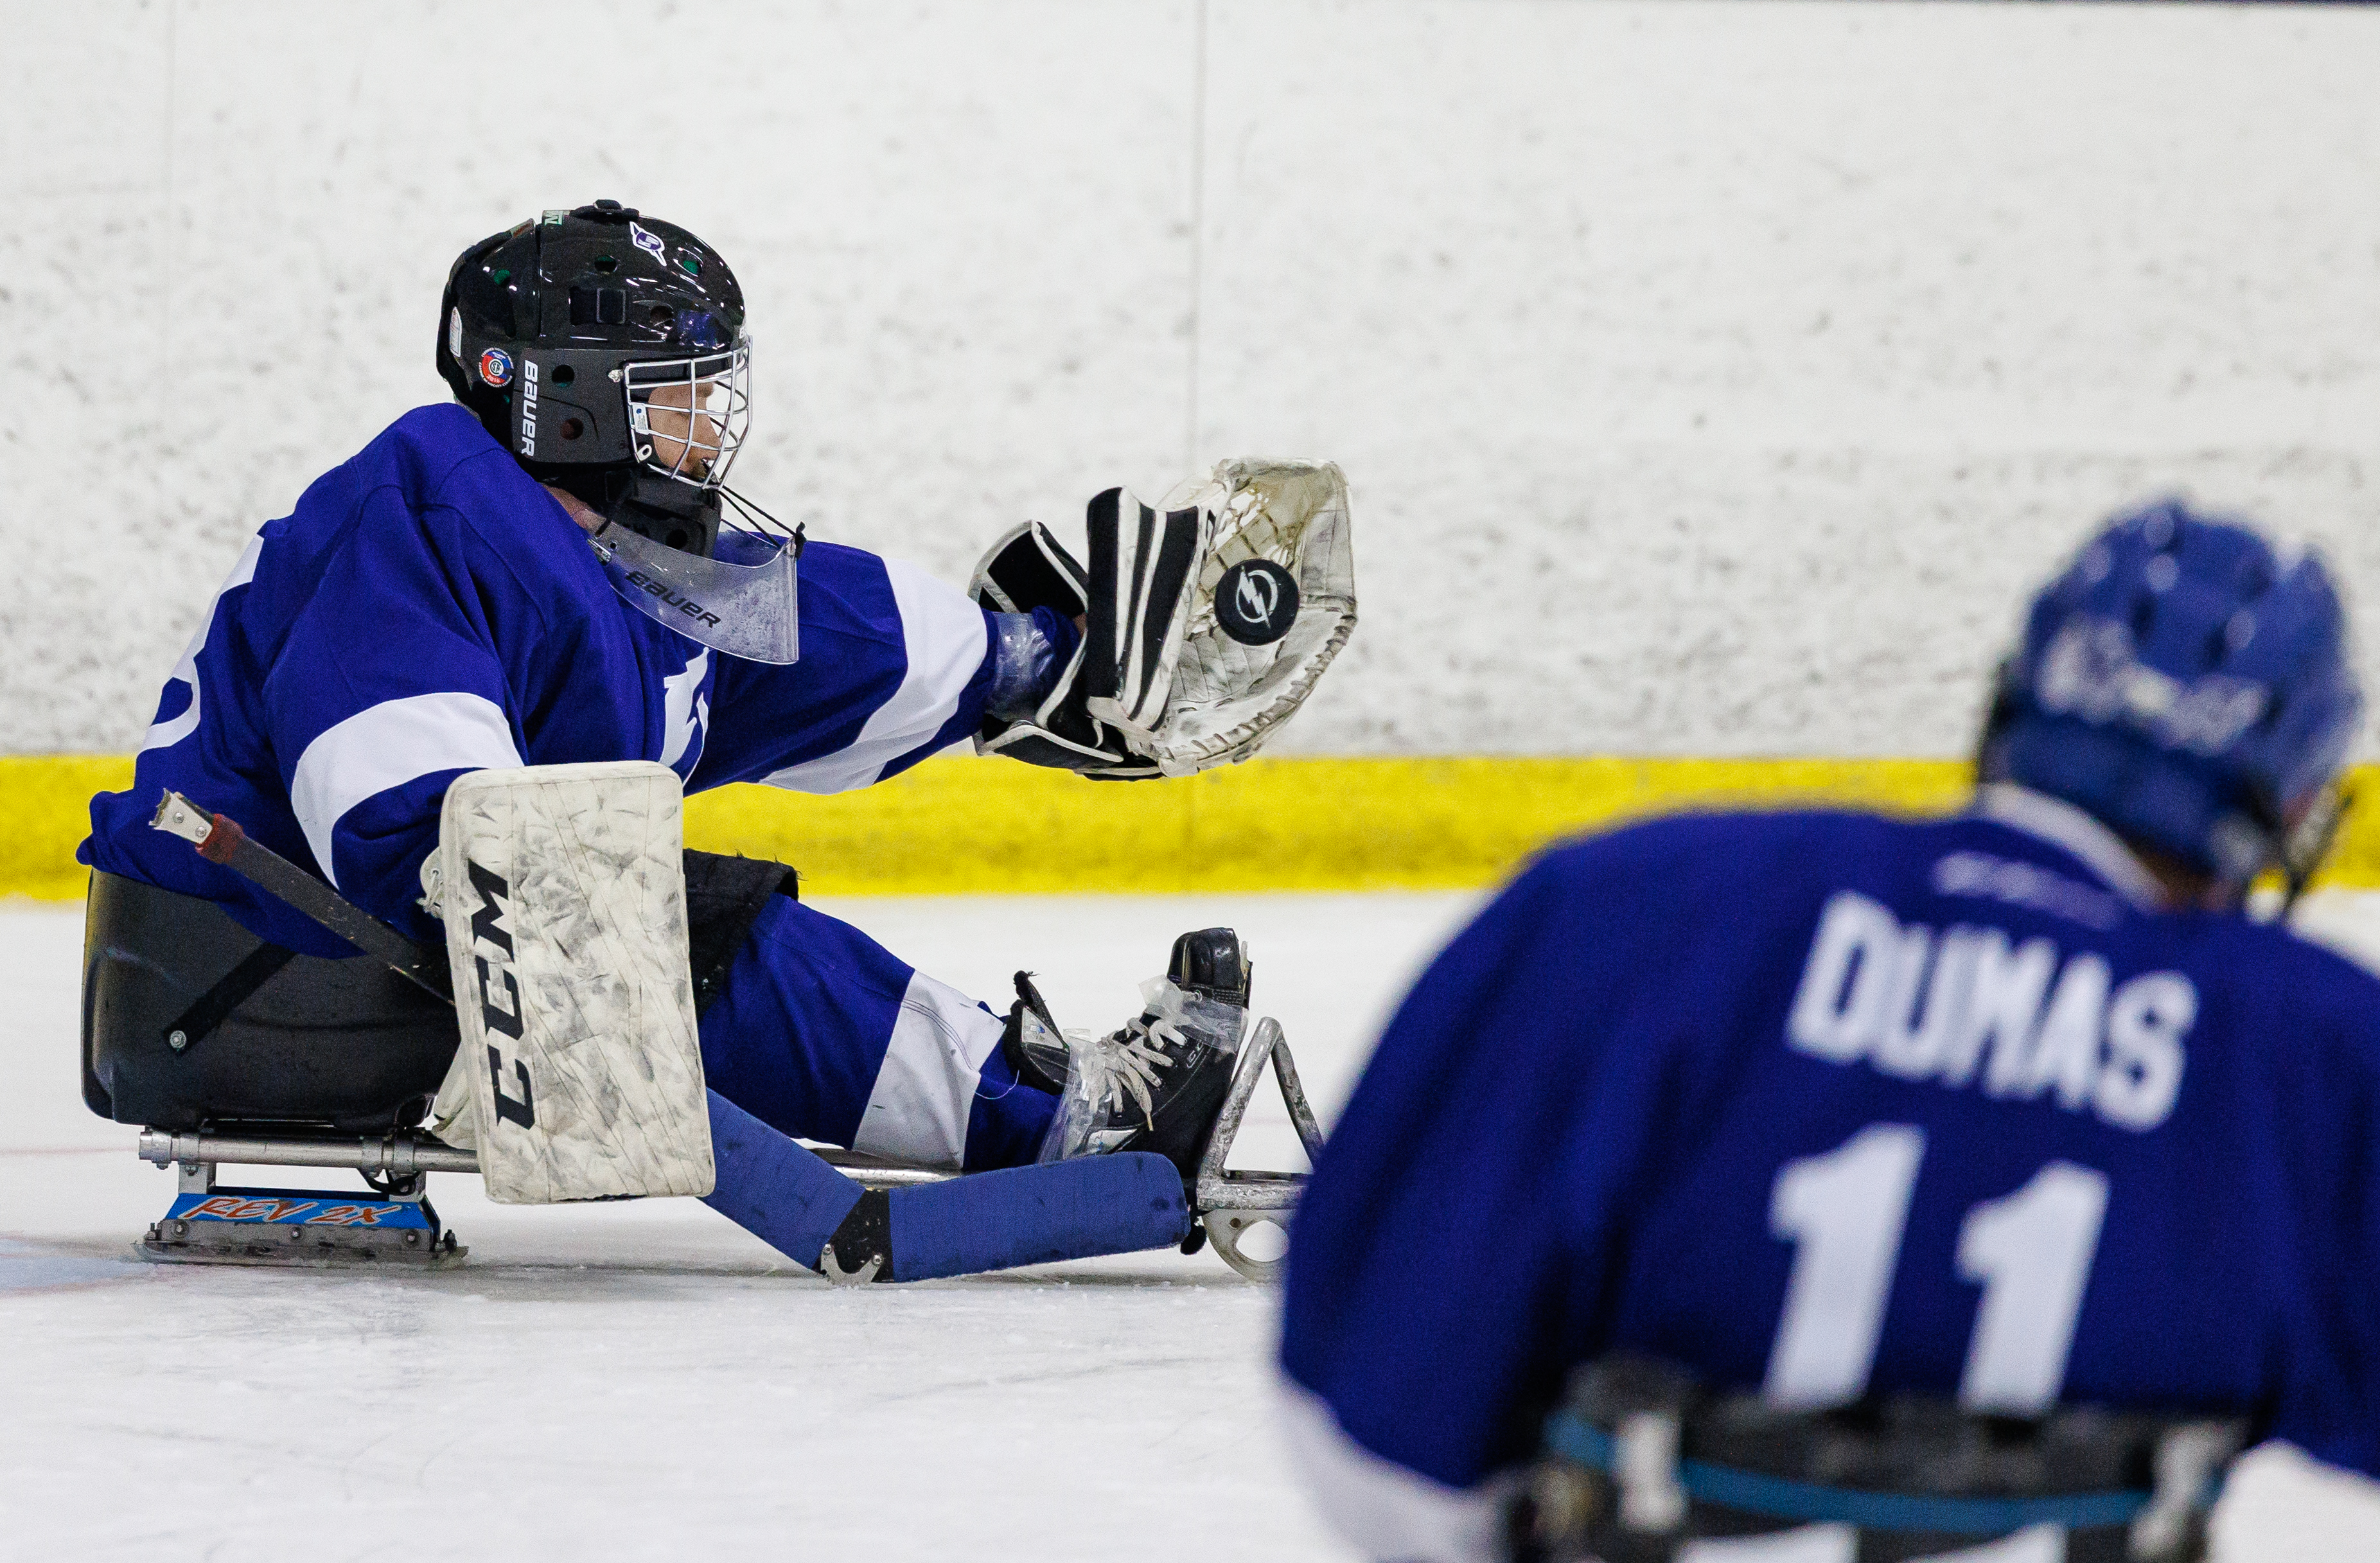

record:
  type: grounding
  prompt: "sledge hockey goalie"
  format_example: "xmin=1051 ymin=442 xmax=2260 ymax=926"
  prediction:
xmin=78 ymin=200 xmax=1350 ymax=1281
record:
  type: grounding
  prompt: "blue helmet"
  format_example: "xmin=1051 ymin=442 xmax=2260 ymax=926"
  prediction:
xmin=1980 ymin=499 xmax=2364 ymax=887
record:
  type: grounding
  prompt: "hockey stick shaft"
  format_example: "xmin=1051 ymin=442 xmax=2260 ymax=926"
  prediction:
xmin=150 ymin=791 xmax=452 ymax=1000
xmin=147 ymin=790 xmax=1190 ymax=1279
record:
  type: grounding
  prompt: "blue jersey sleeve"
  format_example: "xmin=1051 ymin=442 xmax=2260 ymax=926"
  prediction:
xmin=691 ymin=542 xmax=993 ymax=793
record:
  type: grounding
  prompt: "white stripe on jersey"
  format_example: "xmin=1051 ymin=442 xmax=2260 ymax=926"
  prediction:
xmin=1275 ymin=1380 xmax=1499 ymax=1563
xmin=759 ymin=558 xmax=988 ymax=795
xmin=139 ymin=534 xmax=264 ymax=755
xmin=289 ymin=692 xmax=523 ymax=885
xmin=851 ymin=969 xmax=1006 ymax=1170
xmin=1973 ymin=782 xmax=2162 ymax=911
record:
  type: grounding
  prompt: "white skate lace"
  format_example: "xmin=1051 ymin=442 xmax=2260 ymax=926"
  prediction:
xmin=1104 ymin=1012 xmax=1185 ymax=1127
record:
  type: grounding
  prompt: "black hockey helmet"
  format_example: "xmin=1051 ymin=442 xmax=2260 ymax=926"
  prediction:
xmin=437 ymin=200 xmax=750 ymax=557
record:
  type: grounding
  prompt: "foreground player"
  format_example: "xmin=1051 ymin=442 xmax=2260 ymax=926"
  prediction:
xmin=1281 ymin=503 xmax=2371 ymax=1559
xmin=80 ymin=202 xmax=1352 ymax=1269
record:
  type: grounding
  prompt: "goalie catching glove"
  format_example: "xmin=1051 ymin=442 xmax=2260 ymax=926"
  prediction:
xmin=969 ymin=458 xmax=1356 ymax=778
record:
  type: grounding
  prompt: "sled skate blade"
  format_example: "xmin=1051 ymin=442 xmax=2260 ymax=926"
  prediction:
xmin=1194 ymin=1016 xmax=1325 ymax=1283
xmin=139 ymin=1186 xmax=466 ymax=1269
xmin=1204 ymin=1207 xmax=1294 ymax=1282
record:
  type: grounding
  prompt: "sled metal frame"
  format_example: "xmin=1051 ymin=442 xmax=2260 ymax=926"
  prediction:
xmin=1186 ymin=1017 xmax=1321 ymax=1282
xmin=130 ymin=1016 xmax=1320 ymax=1282
xmin=137 ymin=1128 xmax=951 ymax=1188
xmin=136 ymin=1132 xmax=470 ymax=1269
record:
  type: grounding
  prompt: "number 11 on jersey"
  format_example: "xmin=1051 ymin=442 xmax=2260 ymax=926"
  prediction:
xmin=1765 ymin=1124 xmax=2110 ymax=1415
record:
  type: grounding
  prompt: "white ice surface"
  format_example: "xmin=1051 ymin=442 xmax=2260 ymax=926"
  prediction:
xmin=7 ymin=892 xmax=2380 ymax=1560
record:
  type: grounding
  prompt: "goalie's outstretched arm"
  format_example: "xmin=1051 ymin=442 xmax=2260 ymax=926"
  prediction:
xmin=687 ymin=537 xmax=1080 ymax=795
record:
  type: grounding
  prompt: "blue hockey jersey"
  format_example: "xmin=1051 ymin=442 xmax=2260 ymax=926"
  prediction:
xmin=1278 ymin=784 xmax=2380 ymax=1560
xmin=83 ymin=403 xmax=996 ymax=955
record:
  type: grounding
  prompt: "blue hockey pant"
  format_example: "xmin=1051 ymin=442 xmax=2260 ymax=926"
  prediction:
xmin=696 ymin=896 xmax=1058 ymax=1172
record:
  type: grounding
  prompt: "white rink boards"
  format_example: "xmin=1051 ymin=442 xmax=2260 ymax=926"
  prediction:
xmin=12 ymin=1 xmax=2380 ymax=761
xmin=6 ymin=892 xmax=2380 ymax=1560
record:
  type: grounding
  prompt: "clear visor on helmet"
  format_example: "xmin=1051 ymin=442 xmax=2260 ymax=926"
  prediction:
xmin=588 ymin=518 xmax=798 ymax=665
xmin=624 ymin=339 xmax=752 ymax=490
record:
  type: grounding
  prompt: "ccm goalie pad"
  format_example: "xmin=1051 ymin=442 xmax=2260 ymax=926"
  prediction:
xmin=970 ymin=459 xmax=1356 ymax=777
xmin=425 ymin=761 xmax=716 ymax=1205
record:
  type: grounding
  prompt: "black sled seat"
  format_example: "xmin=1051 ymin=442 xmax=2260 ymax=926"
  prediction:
xmin=82 ymin=869 xmax=459 ymax=1134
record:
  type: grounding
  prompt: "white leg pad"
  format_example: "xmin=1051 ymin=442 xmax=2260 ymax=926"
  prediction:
xmin=433 ymin=761 xmax=714 ymax=1205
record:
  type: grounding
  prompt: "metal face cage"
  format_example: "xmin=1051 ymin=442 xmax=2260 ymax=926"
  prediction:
xmin=623 ymin=339 xmax=752 ymax=490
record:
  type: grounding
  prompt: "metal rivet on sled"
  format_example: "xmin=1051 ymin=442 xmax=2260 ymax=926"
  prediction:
xmin=172 ymin=1221 xmax=188 ymax=1237
xmin=405 ymin=1232 xmax=420 ymax=1247
xmin=166 ymin=1030 xmax=188 ymax=1052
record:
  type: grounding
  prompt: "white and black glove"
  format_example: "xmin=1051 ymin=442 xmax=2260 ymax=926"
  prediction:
xmin=969 ymin=508 xmax=1167 ymax=779
xmin=970 ymin=460 xmax=1355 ymax=779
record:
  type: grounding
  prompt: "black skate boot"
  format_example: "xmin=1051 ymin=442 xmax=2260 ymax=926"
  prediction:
xmin=999 ymin=970 xmax=1073 ymax=1097
xmin=1038 ymin=928 xmax=1252 ymax=1187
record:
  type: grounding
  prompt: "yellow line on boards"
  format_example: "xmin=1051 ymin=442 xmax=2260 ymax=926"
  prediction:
xmin=2 ymin=756 xmax=146 ymax=902
xmin=683 ymin=754 xmax=1979 ymax=894
xmin=13 ymin=752 xmax=2380 ymax=900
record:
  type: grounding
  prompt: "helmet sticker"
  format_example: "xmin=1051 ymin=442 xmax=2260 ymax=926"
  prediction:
xmin=542 ymin=208 xmax=568 ymax=226
xmin=630 ymin=222 xmax=666 ymax=260
xmin=448 ymin=308 xmax=463 ymax=362
xmin=479 ymin=347 xmax=515 ymax=388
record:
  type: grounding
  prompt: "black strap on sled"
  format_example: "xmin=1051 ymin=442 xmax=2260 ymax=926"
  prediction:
xmin=1510 ymin=1356 xmax=2246 ymax=1563
xmin=158 ymin=942 xmax=299 ymax=1054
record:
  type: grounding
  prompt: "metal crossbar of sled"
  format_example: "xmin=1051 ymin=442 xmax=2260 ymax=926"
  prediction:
xmin=86 ymin=869 xmax=1321 ymax=1282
